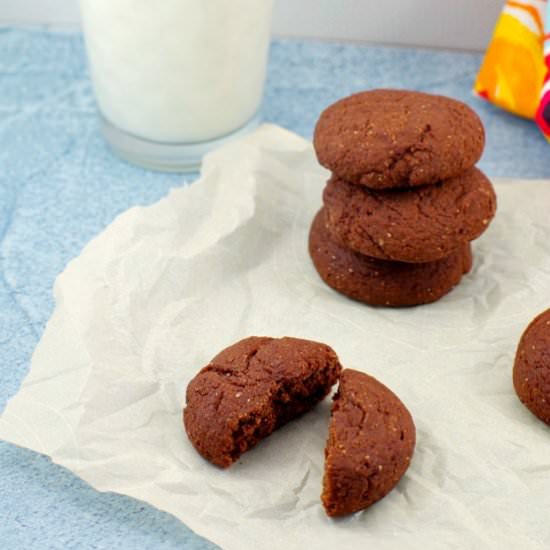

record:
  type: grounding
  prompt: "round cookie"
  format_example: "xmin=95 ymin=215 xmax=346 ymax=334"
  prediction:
xmin=322 ymin=167 xmax=496 ymax=263
xmin=314 ymin=89 xmax=485 ymax=189
xmin=513 ymin=309 xmax=550 ymax=425
xmin=322 ymin=369 xmax=416 ymax=517
xmin=184 ymin=336 xmax=342 ymax=468
xmin=309 ymin=209 xmax=472 ymax=307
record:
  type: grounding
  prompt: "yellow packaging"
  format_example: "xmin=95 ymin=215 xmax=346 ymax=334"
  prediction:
xmin=474 ymin=0 xmax=547 ymax=120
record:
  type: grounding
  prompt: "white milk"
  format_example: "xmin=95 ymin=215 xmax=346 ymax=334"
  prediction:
xmin=80 ymin=0 xmax=274 ymax=144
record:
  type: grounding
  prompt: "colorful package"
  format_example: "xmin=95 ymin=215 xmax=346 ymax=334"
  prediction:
xmin=536 ymin=6 xmax=550 ymax=137
xmin=474 ymin=0 xmax=550 ymax=140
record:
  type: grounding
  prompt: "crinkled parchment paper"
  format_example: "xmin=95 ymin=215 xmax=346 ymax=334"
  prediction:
xmin=1 ymin=125 xmax=550 ymax=550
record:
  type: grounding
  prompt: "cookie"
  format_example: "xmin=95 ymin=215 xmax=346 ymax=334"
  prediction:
xmin=183 ymin=336 xmax=342 ymax=468
xmin=313 ymin=89 xmax=485 ymax=189
xmin=309 ymin=209 xmax=472 ymax=307
xmin=322 ymin=369 xmax=416 ymax=517
xmin=322 ymin=167 xmax=496 ymax=263
xmin=513 ymin=308 xmax=550 ymax=425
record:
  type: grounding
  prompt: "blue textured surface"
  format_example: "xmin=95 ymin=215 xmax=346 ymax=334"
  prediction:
xmin=0 ymin=27 xmax=548 ymax=550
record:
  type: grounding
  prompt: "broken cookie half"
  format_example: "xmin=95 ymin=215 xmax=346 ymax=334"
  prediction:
xmin=183 ymin=336 xmax=342 ymax=468
xmin=184 ymin=338 xmax=415 ymax=518
xmin=322 ymin=369 xmax=416 ymax=517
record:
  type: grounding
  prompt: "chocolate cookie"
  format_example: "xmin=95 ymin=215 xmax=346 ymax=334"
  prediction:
xmin=322 ymin=369 xmax=416 ymax=517
xmin=183 ymin=336 xmax=342 ymax=468
xmin=513 ymin=309 xmax=550 ymax=425
xmin=323 ymin=167 xmax=496 ymax=263
xmin=313 ymin=89 xmax=485 ymax=189
xmin=309 ymin=209 xmax=472 ymax=307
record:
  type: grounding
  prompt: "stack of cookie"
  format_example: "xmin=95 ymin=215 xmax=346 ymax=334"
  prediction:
xmin=309 ymin=89 xmax=497 ymax=307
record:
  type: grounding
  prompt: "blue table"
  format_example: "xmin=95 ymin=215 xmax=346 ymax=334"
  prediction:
xmin=1 ymin=27 xmax=548 ymax=550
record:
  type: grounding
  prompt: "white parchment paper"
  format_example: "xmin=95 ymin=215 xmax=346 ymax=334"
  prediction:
xmin=1 ymin=125 xmax=550 ymax=550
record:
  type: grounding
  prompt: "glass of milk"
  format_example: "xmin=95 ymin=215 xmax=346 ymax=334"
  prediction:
xmin=79 ymin=0 xmax=274 ymax=171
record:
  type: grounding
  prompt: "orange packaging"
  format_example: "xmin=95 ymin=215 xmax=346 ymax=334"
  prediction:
xmin=474 ymin=0 xmax=550 ymax=140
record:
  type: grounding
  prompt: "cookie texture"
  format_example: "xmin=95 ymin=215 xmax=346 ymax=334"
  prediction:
xmin=184 ymin=336 xmax=342 ymax=468
xmin=313 ymin=89 xmax=485 ymax=189
xmin=323 ymin=167 xmax=496 ymax=263
xmin=309 ymin=209 xmax=472 ymax=307
xmin=513 ymin=309 xmax=550 ymax=425
xmin=322 ymin=369 xmax=416 ymax=517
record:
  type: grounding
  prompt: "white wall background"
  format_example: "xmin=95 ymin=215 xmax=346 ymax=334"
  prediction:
xmin=0 ymin=0 xmax=503 ymax=51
